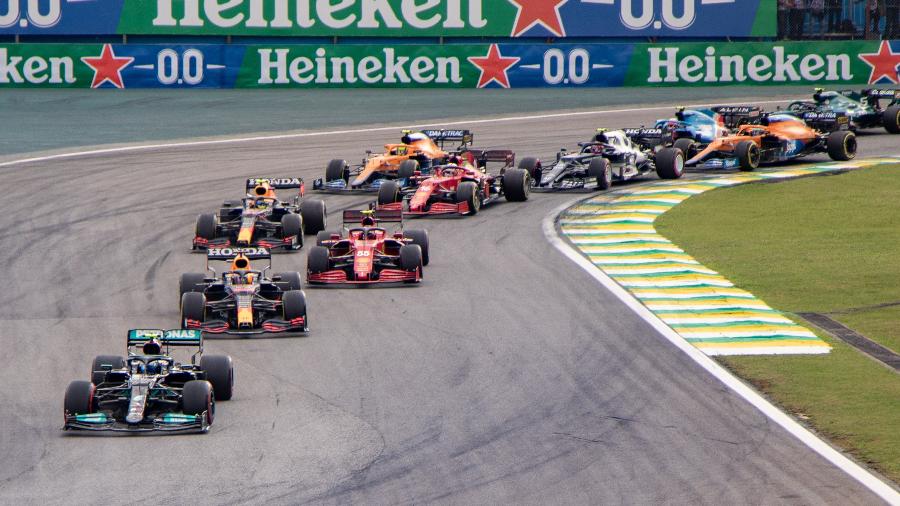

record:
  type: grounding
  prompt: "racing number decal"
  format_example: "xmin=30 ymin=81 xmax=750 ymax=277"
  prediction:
xmin=356 ymin=251 xmax=371 ymax=257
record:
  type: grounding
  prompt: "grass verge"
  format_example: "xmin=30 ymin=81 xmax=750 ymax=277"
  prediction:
xmin=655 ymin=164 xmax=900 ymax=483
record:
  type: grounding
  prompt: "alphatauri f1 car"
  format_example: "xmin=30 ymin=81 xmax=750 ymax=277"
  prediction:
xmin=518 ymin=128 xmax=685 ymax=191
xmin=180 ymin=247 xmax=308 ymax=334
xmin=307 ymin=209 xmax=428 ymax=285
xmin=64 ymin=329 xmax=233 ymax=434
xmin=193 ymin=178 xmax=327 ymax=251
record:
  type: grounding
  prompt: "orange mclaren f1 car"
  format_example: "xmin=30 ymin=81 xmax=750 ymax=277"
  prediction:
xmin=314 ymin=129 xmax=500 ymax=192
xmin=676 ymin=112 xmax=857 ymax=171
xmin=306 ymin=209 xmax=428 ymax=285
xmin=193 ymin=178 xmax=327 ymax=251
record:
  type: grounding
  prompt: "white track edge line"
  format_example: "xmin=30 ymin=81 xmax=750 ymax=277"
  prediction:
xmin=0 ymin=99 xmax=794 ymax=169
xmin=542 ymin=199 xmax=900 ymax=504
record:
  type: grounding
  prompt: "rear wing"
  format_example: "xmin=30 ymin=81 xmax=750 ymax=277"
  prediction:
xmin=799 ymin=111 xmax=850 ymax=132
xmin=623 ymin=127 xmax=665 ymax=148
xmin=709 ymin=105 xmax=762 ymax=129
xmin=464 ymin=148 xmax=516 ymax=168
xmin=861 ymin=88 xmax=900 ymax=106
xmin=246 ymin=178 xmax=305 ymax=190
xmin=127 ymin=329 xmax=202 ymax=347
xmin=207 ymin=247 xmax=271 ymax=261
xmin=343 ymin=208 xmax=403 ymax=225
xmin=422 ymin=129 xmax=473 ymax=144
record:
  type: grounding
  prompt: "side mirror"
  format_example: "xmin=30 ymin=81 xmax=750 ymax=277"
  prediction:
xmin=271 ymin=275 xmax=282 ymax=281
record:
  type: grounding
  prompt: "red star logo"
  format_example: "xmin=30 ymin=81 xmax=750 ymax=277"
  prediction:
xmin=80 ymin=44 xmax=134 ymax=89
xmin=859 ymin=41 xmax=900 ymax=84
xmin=507 ymin=0 xmax=568 ymax=37
xmin=467 ymin=44 xmax=520 ymax=89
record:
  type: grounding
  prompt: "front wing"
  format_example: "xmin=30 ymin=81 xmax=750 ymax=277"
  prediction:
xmin=64 ymin=412 xmax=209 ymax=433
xmin=184 ymin=316 xmax=307 ymax=335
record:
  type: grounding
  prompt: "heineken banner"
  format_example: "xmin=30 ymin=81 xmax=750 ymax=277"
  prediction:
xmin=0 ymin=0 xmax=775 ymax=38
xmin=1 ymin=40 xmax=897 ymax=88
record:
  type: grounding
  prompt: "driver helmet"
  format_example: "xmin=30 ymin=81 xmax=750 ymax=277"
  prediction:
xmin=142 ymin=339 xmax=162 ymax=356
xmin=361 ymin=216 xmax=376 ymax=227
xmin=146 ymin=360 xmax=164 ymax=375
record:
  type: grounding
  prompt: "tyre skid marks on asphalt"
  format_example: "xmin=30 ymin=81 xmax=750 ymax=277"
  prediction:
xmin=559 ymin=158 xmax=900 ymax=356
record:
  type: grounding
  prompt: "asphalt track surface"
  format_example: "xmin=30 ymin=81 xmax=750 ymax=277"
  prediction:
xmin=1 ymin=103 xmax=898 ymax=505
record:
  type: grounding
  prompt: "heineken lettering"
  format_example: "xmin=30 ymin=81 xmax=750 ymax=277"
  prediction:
xmin=647 ymin=46 xmax=853 ymax=84
xmin=0 ymin=48 xmax=74 ymax=84
xmin=152 ymin=0 xmax=487 ymax=30
xmin=257 ymin=47 xmax=463 ymax=85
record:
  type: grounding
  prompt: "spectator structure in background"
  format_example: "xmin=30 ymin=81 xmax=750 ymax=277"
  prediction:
xmin=779 ymin=0 xmax=899 ymax=39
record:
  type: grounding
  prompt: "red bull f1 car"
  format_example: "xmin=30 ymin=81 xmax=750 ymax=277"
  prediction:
xmin=307 ymin=209 xmax=428 ymax=285
xmin=64 ymin=329 xmax=233 ymax=434
xmin=180 ymin=247 xmax=308 ymax=334
xmin=193 ymin=178 xmax=327 ymax=251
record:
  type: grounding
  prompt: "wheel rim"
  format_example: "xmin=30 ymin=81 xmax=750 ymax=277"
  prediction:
xmin=749 ymin=146 xmax=760 ymax=167
xmin=675 ymin=153 xmax=684 ymax=175
xmin=604 ymin=166 xmax=612 ymax=185
xmin=845 ymin=135 xmax=857 ymax=156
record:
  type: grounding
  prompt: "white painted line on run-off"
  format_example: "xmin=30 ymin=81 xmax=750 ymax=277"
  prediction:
xmin=0 ymin=99 xmax=794 ymax=169
xmin=542 ymin=200 xmax=900 ymax=504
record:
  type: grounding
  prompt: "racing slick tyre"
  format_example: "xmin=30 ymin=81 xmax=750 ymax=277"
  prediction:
xmin=378 ymin=180 xmax=402 ymax=206
xmin=326 ymin=159 xmax=349 ymax=183
xmin=456 ymin=181 xmax=481 ymax=215
xmin=735 ymin=141 xmax=761 ymax=171
xmin=587 ymin=157 xmax=612 ymax=191
xmin=182 ymin=380 xmax=214 ymax=426
xmin=399 ymin=245 xmax=423 ymax=282
xmin=64 ymin=380 xmax=94 ymax=416
xmin=827 ymin=130 xmax=857 ymax=161
xmin=274 ymin=272 xmax=303 ymax=291
xmin=673 ymin=138 xmax=697 ymax=160
xmin=281 ymin=213 xmax=304 ymax=250
xmin=181 ymin=292 xmax=206 ymax=327
xmin=307 ymin=246 xmax=331 ymax=274
xmin=501 ymin=168 xmax=531 ymax=202
xmin=883 ymin=105 xmax=900 ymax=134
xmin=655 ymin=147 xmax=685 ymax=179
xmin=282 ymin=290 xmax=307 ymax=322
xmin=200 ymin=355 xmax=234 ymax=401
xmin=517 ymin=157 xmax=542 ymax=181
xmin=195 ymin=213 xmax=218 ymax=241
xmin=299 ymin=199 xmax=327 ymax=235
xmin=404 ymin=229 xmax=430 ymax=266
xmin=179 ymin=272 xmax=207 ymax=301
xmin=90 ymin=355 xmax=125 ymax=386
xmin=398 ymin=159 xmax=419 ymax=179
xmin=316 ymin=230 xmax=334 ymax=246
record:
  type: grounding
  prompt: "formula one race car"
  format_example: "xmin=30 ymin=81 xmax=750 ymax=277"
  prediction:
xmin=313 ymin=129 xmax=507 ymax=192
xmin=374 ymin=151 xmax=529 ymax=214
xmin=180 ymin=247 xmax=308 ymax=334
xmin=656 ymin=105 xmax=761 ymax=148
xmin=517 ymin=128 xmax=684 ymax=191
xmin=681 ymin=112 xmax=856 ymax=171
xmin=193 ymin=178 xmax=327 ymax=251
xmin=63 ymin=329 xmax=232 ymax=433
xmin=787 ymin=88 xmax=900 ymax=134
xmin=307 ymin=209 xmax=427 ymax=285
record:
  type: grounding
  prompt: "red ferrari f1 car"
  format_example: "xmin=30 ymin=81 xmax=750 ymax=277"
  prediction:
xmin=374 ymin=152 xmax=531 ymax=216
xmin=306 ymin=209 xmax=428 ymax=285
